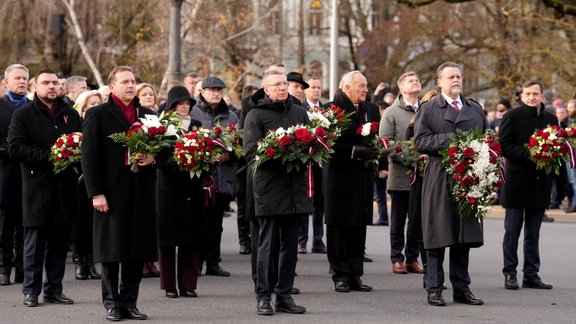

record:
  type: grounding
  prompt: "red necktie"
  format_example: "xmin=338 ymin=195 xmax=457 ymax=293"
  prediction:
xmin=314 ymin=105 xmax=320 ymax=109
xmin=452 ymin=100 xmax=460 ymax=111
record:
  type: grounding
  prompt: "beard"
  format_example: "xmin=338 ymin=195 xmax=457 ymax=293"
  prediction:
xmin=450 ymin=86 xmax=462 ymax=97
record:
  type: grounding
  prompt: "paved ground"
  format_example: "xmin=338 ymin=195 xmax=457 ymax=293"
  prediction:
xmin=0 ymin=203 xmax=575 ymax=323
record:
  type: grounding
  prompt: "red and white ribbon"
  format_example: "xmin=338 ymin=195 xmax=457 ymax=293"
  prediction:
xmin=565 ymin=142 xmax=576 ymax=169
xmin=306 ymin=146 xmax=314 ymax=198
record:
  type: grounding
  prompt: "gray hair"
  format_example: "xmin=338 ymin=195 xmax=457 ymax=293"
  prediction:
xmin=4 ymin=64 xmax=29 ymax=79
xmin=339 ymin=70 xmax=363 ymax=89
xmin=64 ymin=75 xmax=87 ymax=94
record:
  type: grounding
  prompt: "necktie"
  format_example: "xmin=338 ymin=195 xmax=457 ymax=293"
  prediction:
xmin=354 ymin=104 xmax=359 ymax=112
xmin=452 ymin=100 xmax=460 ymax=111
xmin=314 ymin=105 xmax=320 ymax=109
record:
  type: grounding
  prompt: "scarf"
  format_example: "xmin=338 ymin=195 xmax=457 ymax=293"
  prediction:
xmin=5 ymin=90 xmax=28 ymax=108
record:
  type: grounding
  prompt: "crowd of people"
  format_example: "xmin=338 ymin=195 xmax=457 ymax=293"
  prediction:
xmin=0 ymin=60 xmax=561 ymax=320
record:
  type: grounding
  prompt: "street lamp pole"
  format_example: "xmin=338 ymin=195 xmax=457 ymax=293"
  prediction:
xmin=329 ymin=0 xmax=339 ymax=100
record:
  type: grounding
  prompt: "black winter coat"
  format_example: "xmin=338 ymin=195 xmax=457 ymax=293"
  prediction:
xmin=81 ymin=97 xmax=157 ymax=262
xmin=323 ymin=92 xmax=382 ymax=226
xmin=0 ymin=97 xmax=24 ymax=205
xmin=156 ymin=119 xmax=204 ymax=247
xmin=499 ymin=103 xmax=557 ymax=209
xmin=243 ymin=95 xmax=313 ymax=217
xmin=8 ymin=95 xmax=82 ymax=227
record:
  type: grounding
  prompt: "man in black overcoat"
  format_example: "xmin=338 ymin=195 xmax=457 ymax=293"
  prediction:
xmin=414 ymin=62 xmax=487 ymax=307
xmin=323 ymin=71 xmax=381 ymax=293
xmin=499 ymin=80 xmax=556 ymax=290
xmin=81 ymin=66 xmax=157 ymax=321
xmin=8 ymin=69 xmax=82 ymax=307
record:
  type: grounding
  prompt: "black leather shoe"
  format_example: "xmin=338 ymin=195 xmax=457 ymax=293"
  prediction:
xmin=427 ymin=292 xmax=446 ymax=306
xmin=363 ymin=254 xmax=373 ymax=262
xmin=275 ymin=297 xmax=306 ymax=314
xmin=349 ymin=278 xmax=373 ymax=292
xmin=121 ymin=307 xmax=148 ymax=320
xmin=43 ymin=292 xmax=74 ymax=304
xmin=257 ymin=298 xmax=274 ymax=315
xmin=291 ymin=287 xmax=300 ymax=295
xmin=0 ymin=273 xmax=10 ymax=286
xmin=165 ymin=290 xmax=178 ymax=298
xmin=106 ymin=308 xmax=122 ymax=322
xmin=523 ymin=275 xmax=553 ymax=289
xmin=180 ymin=290 xmax=197 ymax=297
xmin=206 ymin=265 xmax=230 ymax=277
xmin=504 ymin=274 xmax=519 ymax=289
xmin=239 ymin=245 xmax=251 ymax=255
xmin=23 ymin=294 xmax=38 ymax=307
xmin=334 ymin=280 xmax=350 ymax=293
xmin=453 ymin=290 xmax=484 ymax=305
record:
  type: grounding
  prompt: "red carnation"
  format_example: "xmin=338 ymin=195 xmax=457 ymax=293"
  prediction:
xmin=463 ymin=147 xmax=475 ymax=158
xmin=558 ymin=129 xmax=567 ymax=137
xmin=468 ymin=198 xmax=476 ymax=205
xmin=448 ymin=147 xmax=458 ymax=157
xmin=541 ymin=144 xmax=550 ymax=152
xmin=370 ymin=122 xmax=379 ymax=133
xmin=265 ymin=148 xmax=275 ymax=157
xmin=56 ymin=139 xmax=65 ymax=148
xmin=213 ymin=127 xmax=223 ymax=135
xmin=395 ymin=145 xmax=403 ymax=153
xmin=455 ymin=162 xmax=467 ymax=174
xmin=541 ymin=131 xmax=550 ymax=140
xmin=294 ymin=128 xmax=313 ymax=143
xmin=528 ymin=137 xmax=538 ymax=148
xmin=314 ymin=127 xmax=327 ymax=138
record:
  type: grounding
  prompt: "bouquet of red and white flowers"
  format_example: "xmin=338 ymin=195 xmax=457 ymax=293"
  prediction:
xmin=109 ymin=112 xmax=181 ymax=172
xmin=356 ymin=122 xmax=389 ymax=169
xmin=173 ymin=128 xmax=226 ymax=178
xmin=307 ymin=103 xmax=354 ymax=138
xmin=526 ymin=125 xmax=569 ymax=175
xmin=250 ymin=124 xmax=333 ymax=174
xmin=441 ymin=129 xmax=504 ymax=221
xmin=50 ymin=132 xmax=83 ymax=174
xmin=210 ymin=123 xmax=243 ymax=158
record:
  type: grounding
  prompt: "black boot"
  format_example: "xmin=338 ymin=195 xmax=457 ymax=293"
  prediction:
xmin=73 ymin=253 xmax=88 ymax=280
xmin=85 ymin=253 xmax=101 ymax=279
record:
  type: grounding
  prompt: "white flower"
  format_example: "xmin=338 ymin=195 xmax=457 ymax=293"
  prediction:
xmin=548 ymin=133 xmax=557 ymax=141
xmin=275 ymin=127 xmax=286 ymax=136
xmin=361 ymin=123 xmax=371 ymax=136
xmin=165 ymin=124 xmax=178 ymax=137
xmin=139 ymin=114 xmax=161 ymax=132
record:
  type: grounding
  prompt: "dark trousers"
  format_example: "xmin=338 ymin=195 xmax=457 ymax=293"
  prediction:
xmin=298 ymin=194 xmax=325 ymax=249
xmin=407 ymin=175 xmax=426 ymax=266
xmin=426 ymin=245 xmax=470 ymax=294
xmin=22 ymin=224 xmax=70 ymax=296
xmin=327 ymin=225 xmax=366 ymax=282
xmin=0 ymin=204 xmax=23 ymax=276
xmin=204 ymin=193 xmax=227 ymax=267
xmin=158 ymin=246 xmax=200 ymax=292
xmin=389 ymin=191 xmax=419 ymax=263
xmin=256 ymin=215 xmax=300 ymax=301
xmin=375 ymin=177 xmax=389 ymax=223
xmin=101 ymin=261 xmax=143 ymax=311
xmin=502 ymin=207 xmax=544 ymax=277
xmin=236 ymin=192 xmax=251 ymax=247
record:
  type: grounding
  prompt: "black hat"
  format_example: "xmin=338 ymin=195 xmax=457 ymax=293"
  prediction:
xmin=202 ymin=76 xmax=226 ymax=89
xmin=165 ymin=85 xmax=195 ymax=111
xmin=287 ymin=72 xmax=309 ymax=89
xmin=497 ymin=98 xmax=512 ymax=110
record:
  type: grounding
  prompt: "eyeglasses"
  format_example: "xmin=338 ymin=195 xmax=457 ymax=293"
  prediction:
xmin=266 ymin=82 xmax=289 ymax=88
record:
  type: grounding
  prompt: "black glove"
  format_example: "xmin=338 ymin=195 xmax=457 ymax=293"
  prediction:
xmin=353 ymin=145 xmax=379 ymax=160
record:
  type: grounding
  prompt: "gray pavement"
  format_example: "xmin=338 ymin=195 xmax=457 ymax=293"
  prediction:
xmin=1 ymin=204 xmax=576 ymax=323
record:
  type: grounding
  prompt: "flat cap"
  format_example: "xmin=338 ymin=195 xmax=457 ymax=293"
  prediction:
xmin=202 ymin=76 xmax=226 ymax=89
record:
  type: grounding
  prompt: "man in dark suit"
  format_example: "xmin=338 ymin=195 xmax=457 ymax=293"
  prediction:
xmin=414 ymin=62 xmax=487 ymax=306
xmin=499 ymin=80 xmax=556 ymax=290
xmin=81 ymin=66 xmax=157 ymax=322
xmin=297 ymin=77 xmax=327 ymax=254
xmin=324 ymin=71 xmax=380 ymax=293
xmin=8 ymin=69 xmax=82 ymax=307
xmin=0 ymin=64 xmax=28 ymax=286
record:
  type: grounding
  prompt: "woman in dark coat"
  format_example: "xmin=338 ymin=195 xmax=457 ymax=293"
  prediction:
xmin=156 ymin=86 xmax=203 ymax=298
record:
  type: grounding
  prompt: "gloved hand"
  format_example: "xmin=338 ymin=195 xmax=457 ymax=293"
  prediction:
xmin=353 ymin=145 xmax=379 ymax=160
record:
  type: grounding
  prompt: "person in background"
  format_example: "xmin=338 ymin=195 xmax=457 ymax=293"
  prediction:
xmin=286 ymin=72 xmax=308 ymax=104
xmin=297 ymin=77 xmax=327 ymax=254
xmin=379 ymin=71 xmax=423 ymax=275
xmin=70 ymin=90 xmax=104 ymax=281
xmin=63 ymin=76 xmax=88 ymax=106
xmin=373 ymin=101 xmax=389 ymax=227
xmin=490 ymin=99 xmax=511 ymax=132
xmin=0 ymin=64 xmax=29 ymax=287
xmin=191 ymin=76 xmax=238 ymax=277
xmin=183 ymin=72 xmax=201 ymax=97
xmin=136 ymin=83 xmax=159 ymax=114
